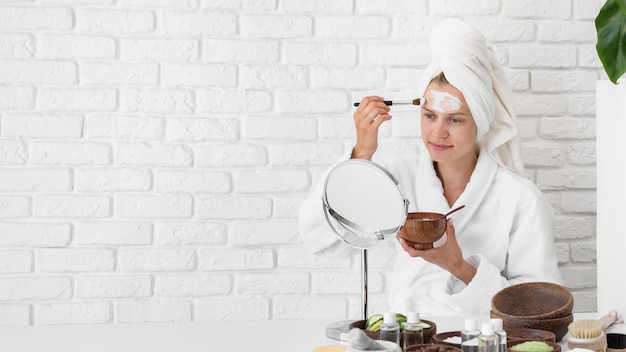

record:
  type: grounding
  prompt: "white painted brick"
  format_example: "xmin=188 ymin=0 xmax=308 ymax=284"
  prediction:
xmin=312 ymin=272 xmax=383 ymax=294
xmin=0 ymin=140 xmax=26 ymax=164
xmin=509 ymin=45 xmax=577 ymax=68
xmin=121 ymin=0 xmax=197 ymax=8
xmin=579 ymin=44 xmax=603 ymax=68
xmin=560 ymin=266 xmax=597 ymax=289
xmin=116 ymin=143 xmax=192 ymax=166
xmin=279 ymin=0 xmax=351 ymax=13
xmin=203 ymin=39 xmax=280 ymax=63
xmin=34 ymin=195 xmax=111 ymax=218
xmin=504 ymin=70 xmax=530 ymax=91
xmin=572 ymin=290 xmax=596 ymax=312
xmin=391 ymin=116 xmax=420 ymax=138
xmin=115 ymin=195 xmax=192 ymax=219
xmin=162 ymin=63 xmax=236 ymax=87
xmin=555 ymin=242 xmax=570 ymax=264
xmin=236 ymin=169 xmax=309 ymax=193
xmin=2 ymin=114 xmax=83 ymax=138
xmin=432 ymin=0 xmax=499 ymax=16
xmin=85 ymin=115 xmax=163 ymax=140
xmin=312 ymin=67 xmax=384 ymax=89
xmin=122 ymin=88 xmax=194 ymax=114
xmin=39 ymin=248 xmax=115 ymax=273
xmin=36 ymin=302 xmax=112 ymax=325
xmin=538 ymin=21 xmax=596 ymax=43
xmin=243 ymin=116 xmax=316 ymax=140
xmin=0 ymin=195 xmax=30 ymax=218
xmin=0 ymin=250 xmax=32 ymax=273
xmin=273 ymin=296 xmax=347 ymax=319
xmin=514 ymin=94 xmax=568 ymax=116
xmin=237 ymin=272 xmax=309 ymax=294
xmin=240 ymin=14 xmax=312 ymax=38
xmin=473 ymin=20 xmax=535 ymax=42
xmin=196 ymin=297 xmax=270 ymax=321
xmin=0 ymin=86 xmax=34 ymax=109
xmin=536 ymin=169 xmax=596 ymax=190
xmin=197 ymin=248 xmax=274 ymax=270
xmin=75 ymin=168 xmax=152 ymax=192
xmin=230 ymin=221 xmax=298 ymax=246
xmin=196 ymin=196 xmax=271 ymax=219
xmin=155 ymin=274 xmax=231 ymax=297
xmin=0 ymin=33 xmax=35 ymax=58
xmin=0 ymin=305 xmax=31 ymax=325
xmin=0 ymin=223 xmax=71 ymax=247
xmin=267 ymin=143 xmax=345 ymax=165
xmin=522 ymin=146 xmax=565 ymax=167
xmin=116 ymin=300 xmax=192 ymax=323
xmin=319 ymin=116 xmax=355 ymax=140
xmin=155 ymin=222 xmax=227 ymax=246
xmin=119 ymin=248 xmax=196 ymax=272
xmin=81 ymin=63 xmax=158 ymax=85
xmin=539 ymin=117 xmax=595 ymax=139
xmin=561 ymin=190 xmax=596 ymax=213
xmin=74 ymin=222 xmax=153 ymax=245
xmin=38 ymin=34 xmax=116 ymax=59
xmin=355 ymin=0 xmax=424 ymax=14
xmin=503 ymin=0 xmax=571 ymax=19
xmin=240 ymin=65 xmax=307 ymax=89
xmin=163 ymin=11 xmax=236 ymax=35
xmin=166 ymin=117 xmax=239 ymax=142
xmin=275 ymin=90 xmax=348 ymax=113
xmin=272 ymin=196 xmax=304 ymax=218
xmin=574 ymin=0 xmax=604 ymax=20
xmin=360 ymin=44 xmax=432 ymax=67
xmin=0 ymin=168 xmax=71 ymax=191
xmin=276 ymin=247 xmax=351 ymax=269
xmin=39 ymin=89 xmax=117 ymax=112
xmin=568 ymin=143 xmax=595 ymax=165
xmin=77 ymin=275 xmax=152 ymax=298
xmin=387 ymin=67 xmax=424 ymax=89
xmin=316 ymin=16 xmax=390 ymax=39
xmin=0 ymin=7 xmax=73 ymax=30
xmin=391 ymin=16 xmax=433 ymax=40
xmin=195 ymin=144 xmax=267 ymax=167
xmin=0 ymin=277 xmax=72 ymax=300
xmin=0 ymin=60 xmax=76 ymax=84
xmin=531 ymin=70 xmax=598 ymax=92
xmin=568 ymin=94 xmax=596 ymax=115
xmin=284 ymin=42 xmax=356 ymax=65
xmin=30 ymin=141 xmax=111 ymax=165
xmin=121 ymin=38 xmax=199 ymax=61
xmin=196 ymin=89 xmax=270 ymax=113
xmin=76 ymin=9 xmax=155 ymax=33
xmin=155 ymin=170 xmax=230 ymax=193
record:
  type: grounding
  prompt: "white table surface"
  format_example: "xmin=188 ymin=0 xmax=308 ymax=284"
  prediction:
xmin=0 ymin=313 xmax=606 ymax=352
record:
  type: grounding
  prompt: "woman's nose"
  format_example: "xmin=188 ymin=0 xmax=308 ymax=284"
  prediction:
xmin=433 ymin=120 xmax=448 ymax=137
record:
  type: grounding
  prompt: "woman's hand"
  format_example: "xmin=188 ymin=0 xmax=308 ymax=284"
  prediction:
xmin=397 ymin=219 xmax=477 ymax=285
xmin=351 ymin=96 xmax=392 ymax=160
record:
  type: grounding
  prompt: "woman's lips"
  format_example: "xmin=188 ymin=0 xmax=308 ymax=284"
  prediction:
xmin=429 ymin=142 xmax=451 ymax=152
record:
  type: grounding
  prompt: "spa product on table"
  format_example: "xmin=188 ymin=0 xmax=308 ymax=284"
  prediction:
xmin=380 ymin=313 xmax=400 ymax=345
xmin=403 ymin=312 xmax=424 ymax=351
xmin=478 ymin=323 xmax=498 ymax=352
xmin=510 ymin=341 xmax=554 ymax=352
xmin=461 ymin=319 xmax=480 ymax=352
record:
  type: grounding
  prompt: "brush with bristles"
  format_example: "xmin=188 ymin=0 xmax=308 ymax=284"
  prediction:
xmin=568 ymin=319 xmax=603 ymax=339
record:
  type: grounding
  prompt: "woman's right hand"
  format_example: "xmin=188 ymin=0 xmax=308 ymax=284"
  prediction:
xmin=351 ymin=96 xmax=392 ymax=160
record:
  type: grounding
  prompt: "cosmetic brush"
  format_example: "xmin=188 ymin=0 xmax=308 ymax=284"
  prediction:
xmin=353 ymin=97 xmax=425 ymax=107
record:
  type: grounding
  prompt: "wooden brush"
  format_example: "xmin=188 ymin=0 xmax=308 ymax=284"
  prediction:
xmin=568 ymin=319 xmax=603 ymax=339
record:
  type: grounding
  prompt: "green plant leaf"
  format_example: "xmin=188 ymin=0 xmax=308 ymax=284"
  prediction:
xmin=595 ymin=0 xmax=626 ymax=84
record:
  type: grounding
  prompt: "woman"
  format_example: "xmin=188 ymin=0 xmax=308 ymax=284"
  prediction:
xmin=299 ymin=19 xmax=562 ymax=316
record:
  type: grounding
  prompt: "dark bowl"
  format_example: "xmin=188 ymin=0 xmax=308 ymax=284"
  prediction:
xmin=406 ymin=344 xmax=462 ymax=352
xmin=490 ymin=311 xmax=573 ymax=342
xmin=506 ymin=328 xmax=556 ymax=343
xmin=491 ymin=282 xmax=574 ymax=320
xmin=399 ymin=212 xmax=446 ymax=249
xmin=349 ymin=319 xmax=437 ymax=344
xmin=432 ymin=331 xmax=462 ymax=348
xmin=507 ymin=339 xmax=561 ymax=352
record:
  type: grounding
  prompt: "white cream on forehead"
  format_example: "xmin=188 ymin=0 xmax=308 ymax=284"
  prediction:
xmin=429 ymin=90 xmax=462 ymax=113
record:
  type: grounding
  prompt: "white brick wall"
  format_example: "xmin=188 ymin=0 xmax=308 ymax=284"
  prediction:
xmin=0 ymin=0 xmax=601 ymax=325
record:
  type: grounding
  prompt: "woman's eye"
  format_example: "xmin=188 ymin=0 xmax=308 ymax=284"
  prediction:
xmin=449 ymin=118 xmax=461 ymax=124
xmin=423 ymin=113 xmax=434 ymax=119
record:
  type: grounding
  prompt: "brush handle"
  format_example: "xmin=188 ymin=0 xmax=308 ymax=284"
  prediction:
xmin=353 ymin=100 xmax=393 ymax=107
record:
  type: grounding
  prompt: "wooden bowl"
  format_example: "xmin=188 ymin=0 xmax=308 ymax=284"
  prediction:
xmin=507 ymin=339 xmax=561 ymax=352
xmin=406 ymin=344 xmax=462 ymax=352
xmin=399 ymin=212 xmax=446 ymax=249
xmin=432 ymin=331 xmax=462 ymax=347
xmin=349 ymin=319 xmax=437 ymax=344
xmin=506 ymin=328 xmax=556 ymax=342
xmin=490 ymin=311 xmax=573 ymax=342
xmin=491 ymin=282 xmax=573 ymax=320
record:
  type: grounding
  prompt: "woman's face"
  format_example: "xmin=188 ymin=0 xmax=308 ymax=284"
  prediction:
xmin=420 ymin=81 xmax=478 ymax=165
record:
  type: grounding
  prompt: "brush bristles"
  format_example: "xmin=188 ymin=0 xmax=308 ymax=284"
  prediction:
xmin=568 ymin=319 xmax=603 ymax=339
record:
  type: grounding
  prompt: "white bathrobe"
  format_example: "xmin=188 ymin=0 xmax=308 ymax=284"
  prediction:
xmin=298 ymin=147 xmax=563 ymax=316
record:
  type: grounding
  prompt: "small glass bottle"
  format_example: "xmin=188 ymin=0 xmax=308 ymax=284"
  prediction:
xmin=478 ymin=322 xmax=499 ymax=352
xmin=490 ymin=318 xmax=507 ymax=352
xmin=379 ymin=312 xmax=400 ymax=345
xmin=461 ymin=318 xmax=480 ymax=352
xmin=403 ymin=312 xmax=424 ymax=350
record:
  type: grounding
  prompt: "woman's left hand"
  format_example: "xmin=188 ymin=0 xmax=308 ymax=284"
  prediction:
xmin=397 ymin=218 xmax=477 ymax=285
